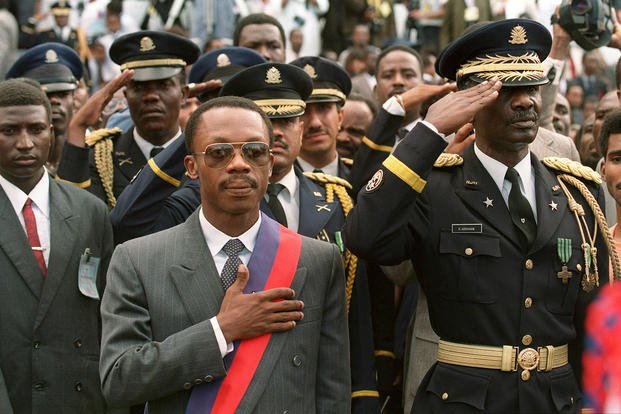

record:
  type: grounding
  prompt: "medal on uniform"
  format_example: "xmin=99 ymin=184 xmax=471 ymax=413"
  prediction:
xmin=580 ymin=243 xmax=596 ymax=292
xmin=556 ymin=238 xmax=572 ymax=284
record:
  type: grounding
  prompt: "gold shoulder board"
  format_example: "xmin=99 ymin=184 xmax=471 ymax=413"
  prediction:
xmin=433 ymin=153 xmax=464 ymax=168
xmin=542 ymin=157 xmax=602 ymax=184
xmin=303 ymin=171 xmax=353 ymax=190
xmin=85 ymin=127 xmax=122 ymax=147
xmin=341 ymin=157 xmax=354 ymax=166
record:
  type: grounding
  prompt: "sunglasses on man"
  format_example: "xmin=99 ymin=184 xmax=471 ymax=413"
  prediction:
xmin=193 ymin=141 xmax=272 ymax=169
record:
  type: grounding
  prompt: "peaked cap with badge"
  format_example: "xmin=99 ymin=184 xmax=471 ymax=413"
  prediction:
xmin=110 ymin=31 xmax=200 ymax=82
xmin=290 ymin=56 xmax=352 ymax=104
xmin=51 ymin=0 xmax=72 ymax=16
xmin=189 ymin=47 xmax=266 ymax=85
xmin=436 ymin=18 xmax=552 ymax=86
xmin=6 ymin=42 xmax=83 ymax=92
xmin=220 ymin=63 xmax=313 ymax=118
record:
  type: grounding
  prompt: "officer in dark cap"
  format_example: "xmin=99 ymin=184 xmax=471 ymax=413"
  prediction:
xmin=290 ymin=56 xmax=352 ymax=179
xmin=344 ymin=18 xmax=616 ymax=413
xmin=189 ymin=46 xmax=266 ymax=102
xmin=56 ymin=30 xmax=199 ymax=209
xmin=6 ymin=42 xmax=84 ymax=174
xmin=20 ymin=0 xmax=89 ymax=62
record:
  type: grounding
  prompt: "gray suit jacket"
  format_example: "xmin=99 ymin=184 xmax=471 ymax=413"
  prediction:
xmin=0 ymin=177 xmax=113 ymax=413
xmin=529 ymin=127 xmax=580 ymax=162
xmin=100 ymin=211 xmax=351 ymax=413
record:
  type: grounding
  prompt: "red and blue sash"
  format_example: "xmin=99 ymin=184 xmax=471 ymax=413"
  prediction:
xmin=185 ymin=213 xmax=302 ymax=413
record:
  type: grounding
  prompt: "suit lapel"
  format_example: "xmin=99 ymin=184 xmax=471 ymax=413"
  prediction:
xmin=296 ymin=169 xmax=338 ymax=239
xmin=0 ymin=188 xmax=43 ymax=299
xmin=454 ymin=146 xmax=522 ymax=248
xmin=115 ymin=129 xmax=146 ymax=182
xmin=170 ymin=212 xmax=223 ymax=324
xmin=34 ymin=180 xmax=79 ymax=330
xmin=530 ymin=157 xmax=567 ymax=252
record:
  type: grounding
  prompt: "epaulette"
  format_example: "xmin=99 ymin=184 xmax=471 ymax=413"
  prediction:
xmin=303 ymin=171 xmax=353 ymax=190
xmin=542 ymin=157 xmax=602 ymax=184
xmin=84 ymin=127 xmax=122 ymax=147
xmin=433 ymin=153 xmax=463 ymax=168
xmin=341 ymin=157 xmax=354 ymax=167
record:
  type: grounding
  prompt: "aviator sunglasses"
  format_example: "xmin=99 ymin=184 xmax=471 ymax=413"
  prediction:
xmin=194 ymin=141 xmax=272 ymax=169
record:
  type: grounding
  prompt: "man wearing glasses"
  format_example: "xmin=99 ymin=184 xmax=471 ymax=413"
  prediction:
xmin=99 ymin=95 xmax=350 ymax=413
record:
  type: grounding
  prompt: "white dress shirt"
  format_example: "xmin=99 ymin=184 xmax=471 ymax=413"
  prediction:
xmin=133 ymin=128 xmax=182 ymax=161
xmin=0 ymin=170 xmax=50 ymax=264
xmin=266 ymin=168 xmax=300 ymax=232
xmin=198 ymin=208 xmax=261 ymax=357
xmin=474 ymin=143 xmax=537 ymax=220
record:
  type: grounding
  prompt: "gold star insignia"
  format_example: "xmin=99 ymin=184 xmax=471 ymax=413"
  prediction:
xmin=484 ymin=197 xmax=494 ymax=208
xmin=549 ymin=201 xmax=558 ymax=211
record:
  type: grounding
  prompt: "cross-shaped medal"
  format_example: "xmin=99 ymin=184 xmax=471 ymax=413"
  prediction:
xmin=557 ymin=265 xmax=572 ymax=284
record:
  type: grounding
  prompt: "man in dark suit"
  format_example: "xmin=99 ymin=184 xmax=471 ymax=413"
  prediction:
xmin=0 ymin=79 xmax=113 ymax=412
xmin=344 ymin=19 xmax=612 ymax=413
xmin=56 ymin=30 xmax=199 ymax=208
xmin=100 ymin=96 xmax=350 ymax=413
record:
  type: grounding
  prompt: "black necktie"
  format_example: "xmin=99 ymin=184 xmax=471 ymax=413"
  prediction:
xmin=505 ymin=168 xmax=536 ymax=250
xmin=150 ymin=146 xmax=164 ymax=158
xmin=397 ymin=128 xmax=409 ymax=141
xmin=313 ymin=168 xmax=324 ymax=173
xmin=221 ymin=239 xmax=244 ymax=290
xmin=267 ymin=183 xmax=288 ymax=226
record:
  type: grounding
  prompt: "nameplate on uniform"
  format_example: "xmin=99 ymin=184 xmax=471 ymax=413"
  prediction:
xmin=452 ymin=223 xmax=482 ymax=233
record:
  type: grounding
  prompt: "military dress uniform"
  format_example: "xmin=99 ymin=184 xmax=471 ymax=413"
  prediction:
xmin=56 ymin=30 xmax=199 ymax=208
xmin=343 ymin=19 xmax=615 ymax=413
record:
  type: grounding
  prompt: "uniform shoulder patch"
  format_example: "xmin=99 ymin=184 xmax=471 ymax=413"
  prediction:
xmin=303 ymin=171 xmax=353 ymax=190
xmin=85 ymin=127 xmax=122 ymax=147
xmin=542 ymin=157 xmax=602 ymax=184
xmin=341 ymin=157 xmax=354 ymax=166
xmin=433 ymin=153 xmax=464 ymax=168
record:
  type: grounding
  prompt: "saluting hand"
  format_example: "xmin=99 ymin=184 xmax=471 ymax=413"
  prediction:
xmin=217 ymin=264 xmax=304 ymax=343
xmin=424 ymin=78 xmax=502 ymax=136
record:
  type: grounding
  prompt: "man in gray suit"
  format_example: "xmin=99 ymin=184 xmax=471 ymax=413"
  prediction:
xmin=0 ymin=79 xmax=113 ymax=413
xmin=100 ymin=96 xmax=351 ymax=413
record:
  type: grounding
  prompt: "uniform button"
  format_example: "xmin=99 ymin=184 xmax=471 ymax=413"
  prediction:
xmin=73 ymin=338 xmax=82 ymax=348
xmin=524 ymin=297 xmax=533 ymax=309
xmin=522 ymin=335 xmax=533 ymax=346
xmin=33 ymin=381 xmax=46 ymax=391
xmin=183 ymin=382 xmax=192 ymax=390
xmin=33 ymin=341 xmax=40 ymax=349
xmin=75 ymin=382 xmax=83 ymax=392
xmin=194 ymin=379 xmax=202 ymax=385
xmin=577 ymin=264 xmax=582 ymax=272
xmin=464 ymin=247 xmax=473 ymax=256
xmin=521 ymin=370 xmax=530 ymax=381
xmin=292 ymin=355 xmax=303 ymax=367
xmin=525 ymin=259 xmax=534 ymax=270
xmin=204 ymin=375 xmax=214 ymax=383
xmin=441 ymin=392 xmax=449 ymax=400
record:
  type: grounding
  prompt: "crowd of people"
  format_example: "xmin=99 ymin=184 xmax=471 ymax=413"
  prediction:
xmin=3 ymin=0 xmax=621 ymax=414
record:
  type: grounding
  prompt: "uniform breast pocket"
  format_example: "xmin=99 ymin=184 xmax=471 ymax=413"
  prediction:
xmin=545 ymin=244 xmax=582 ymax=315
xmin=438 ymin=231 xmax=501 ymax=303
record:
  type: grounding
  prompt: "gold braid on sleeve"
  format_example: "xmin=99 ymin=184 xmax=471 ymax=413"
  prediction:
xmin=93 ymin=139 xmax=116 ymax=209
xmin=557 ymin=174 xmax=620 ymax=284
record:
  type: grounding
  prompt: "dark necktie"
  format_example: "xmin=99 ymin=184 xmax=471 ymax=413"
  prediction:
xmin=150 ymin=146 xmax=164 ymax=158
xmin=397 ymin=128 xmax=409 ymax=141
xmin=505 ymin=168 xmax=536 ymax=251
xmin=221 ymin=239 xmax=244 ymax=290
xmin=313 ymin=168 xmax=324 ymax=173
xmin=23 ymin=198 xmax=47 ymax=277
xmin=267 ymin=183 xmax=288 ymax=226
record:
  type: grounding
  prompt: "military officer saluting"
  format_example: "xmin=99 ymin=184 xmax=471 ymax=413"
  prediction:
xmin=344 ymin=19 xmax=619 ymax=413
xmin=56 ymin=30 xmax=199 ymax=208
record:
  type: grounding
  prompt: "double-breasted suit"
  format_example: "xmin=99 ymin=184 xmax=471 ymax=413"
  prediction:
xmin=344 ymin=123 xmax=607 ymax=413
xmin=0 ymin=177 xmax=113 ymax=413
xmin=100 ymin=212 xmax=351 ymax=413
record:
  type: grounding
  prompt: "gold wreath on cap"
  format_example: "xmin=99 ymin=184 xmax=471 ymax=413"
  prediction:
xmin=303 ymin=64 xmax=318 ymax=79
xmin=217 ymin=54 xmax=231 ymax=67
xmin=139 ymin=37 xmax=156 ymax=52
xmin=45 ymin=49 xmax=59 ymax=64
xmin=508 ymin=25 xmax=528 ymax=45
xmin=265 ymin=67 xmax=282 ymax=84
